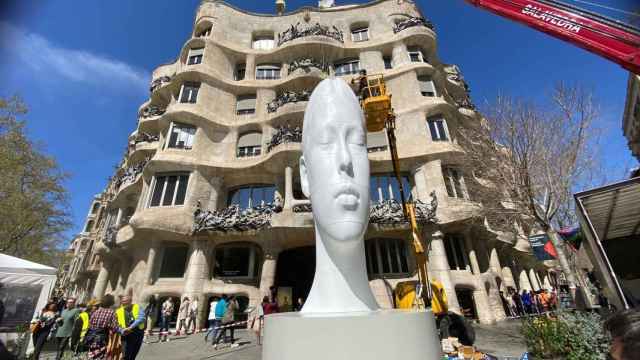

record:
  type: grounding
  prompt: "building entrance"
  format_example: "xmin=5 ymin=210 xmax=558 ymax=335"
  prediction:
xmin=455 ymin=287 xmax=478 ymax=320
xmin=275 ymin=246 xmax=315 ymax=308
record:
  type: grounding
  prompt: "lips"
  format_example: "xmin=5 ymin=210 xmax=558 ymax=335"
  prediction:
xmin=333 ymin=183 xmax=360 ymax=209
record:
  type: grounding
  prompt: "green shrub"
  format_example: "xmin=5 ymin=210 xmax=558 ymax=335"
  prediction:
xmin=521 ymin=311 xmax=610 ymax=359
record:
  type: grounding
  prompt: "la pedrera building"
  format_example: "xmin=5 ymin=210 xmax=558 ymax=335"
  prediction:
xmin=63 ymin=0 xmax=559 ymax=325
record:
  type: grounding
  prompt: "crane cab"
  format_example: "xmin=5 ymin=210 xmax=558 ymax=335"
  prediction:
xmin=360 ymin=74 xmax=392 ymax=132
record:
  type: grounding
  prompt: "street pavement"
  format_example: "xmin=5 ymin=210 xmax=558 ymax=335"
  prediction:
xmin=39 ymin=319 xmax=527 ymax=360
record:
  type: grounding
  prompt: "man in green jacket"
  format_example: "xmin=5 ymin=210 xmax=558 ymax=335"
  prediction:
xmin=55 ymin=298 xmax=81 ymax=360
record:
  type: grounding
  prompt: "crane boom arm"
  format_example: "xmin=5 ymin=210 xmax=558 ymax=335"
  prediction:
xmin=466 ymin=0 xmax=640 ymax=74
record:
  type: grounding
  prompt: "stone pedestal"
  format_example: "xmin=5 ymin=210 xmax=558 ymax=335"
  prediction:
xmin=263 ymin=310 xmax=442 ymax=360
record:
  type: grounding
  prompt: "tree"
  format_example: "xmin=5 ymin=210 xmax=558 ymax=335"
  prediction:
xmin=0 ymin=95 xmax=71 ymax=265
xmin=459 ymin=83 xmax=602 ymax=290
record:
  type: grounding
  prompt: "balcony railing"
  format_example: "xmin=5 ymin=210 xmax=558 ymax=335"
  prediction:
xmin=140 ymin=104 xmax=167 ymax=119
xmin=291 ymin=192 xmax=438 ymax=225
xmin=113 ymin=157 xmax=149 ymax=190
xmin=150 ymin=76 xmax=172 ymax=93
xmin=267 ymin=90 xmax=311 ymax=113
xmin=267 ymin=125 xmax=302 ymax=152
xmin=393 ymin=17 xmax=434 ymax=34
xmin=288 ymin=57 xmax=330 ymax=75
xmin=132 ymin=132 xmax=159 ymax=145
xmin=277 ymin=23 xmax=344 ymax=46
xmin=192 ymin=199 xmax=283 ymax=233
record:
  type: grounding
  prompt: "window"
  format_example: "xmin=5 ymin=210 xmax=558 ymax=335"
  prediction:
xmin=370 ymin=174 xmax=411 ymax=203
xmin=166 ymin=122 xmax=196 ymax=149
xmin=187 ymin=47 xmax=204 ymax=65
xmin=196 ymin=26 xmax=212 ymax=38
xmin=149 ymin=173 xmax=190 ymax=207
xmin=179 ymin=82 xmax=200 ymax=103
xmin=236 ymin=95 xmax=256 ymax=115
xmin=213 ymin=244 xmax=261 ymax=279
xmin=91 ymin=202 xmax=100 ymax=214
xmin=351 ymin=27 xmax=369 ymax=42
xmin=365 ymin=238 xmax=410 ymax=276
xmin=367 ymin=131 xmax=388 ymax=153
xmin=427 ymin=116 xmax=448 ymax=141
xmin=228 ymin=185 xmax=276 ymax=209
xmin=256 ymin=64 xmax=281 ymax=80
xmin=84 ymin=220 xmax=94 ymax=233
xmin=159 ymin=244 xmax=189 ymax=278
xmin=442 ymin=167 xmax=468 ymax=199
xmin=418 ymin=76 xmax=437 ymax=97
xmin=444 ymin=234 xmax=470 ymax=271
xmin=235 ymin=64 xmax=246 ymax=81
xmin=408 ymin=47 xmax=425 ymax=63
xmin=334 ymin=59 xmax=360 ymax=76
xmin=383 ymin=56 xmax=392 ymax=70
xmin=252 ymin=35 xmax=275 ymax=50
xmin=237 ymin=132 xmax=262 ymax=157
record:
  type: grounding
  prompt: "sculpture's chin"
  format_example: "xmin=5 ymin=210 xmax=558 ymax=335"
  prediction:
xmin=319 ymin=221 xmax=366 ymax=243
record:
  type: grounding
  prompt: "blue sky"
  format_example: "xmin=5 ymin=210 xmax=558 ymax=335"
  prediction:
xmin=0 ymin=0 xmax=638 ymax=242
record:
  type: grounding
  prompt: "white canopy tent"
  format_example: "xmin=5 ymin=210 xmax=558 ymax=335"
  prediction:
xmin=0 ymin=253 xmax=57 ymax=355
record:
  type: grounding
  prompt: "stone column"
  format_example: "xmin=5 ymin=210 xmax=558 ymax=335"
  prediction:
xmin=464 ymin=235 xmax=480 ymax=275
xmin=473 ymin=287 xmax=494 ymax=324
xmin=284 ymin=166 xmax=294 ymax=210
xmin=489 ymin=247 xmax=502 ymax=274
xmin=184 ymin=239 xmax=209 ymax=330
xmin=428 ymin=230 xmax=460 ymax=312
xmin=391 ymin=41 xmax=409 ymax=68
xmin=519 ymin=269 xmax=532 ymax=291
xmin=115 ymin=208 xmax=124 ymax=227
xmin=93 ymin=259 xmax=110 ymax=299
xmin=529 ymin=269 xmax=541 ymax=291
xmin=245 ymin=54 xmax=256 ymax=80
xmin=144 ymin=241 xmax=159 ymax=286
xmin=501 ymin=266 xmax=517 ymax=291
xmin=259 ymin=252 xmax=279 ymax=300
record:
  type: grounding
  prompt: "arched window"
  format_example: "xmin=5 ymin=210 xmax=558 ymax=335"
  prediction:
xmin=228 ymin=184 xmax=276 ymax=209
xmin=252 ymin=33 xmax=275 ymax=50
xmin=159 ymin=243 xmax=189 ymax=278
xmin=407 ymin=46 xmax=426 ymax=63
xmin=213 ymin=243 xmax=262 ymax=280
xmin=442 ymin=166 xmax=468 ymax=199
xmin=237 ymin=132 xmax=262 ymax=157
xmin=91 ymin=203 xmax=100 ymax=214
xmin=427 ymin=115 xmax=449 ymax=141
xmin=350 ymin=23 xmax=369 ymax=42
xmin=369 ymin=173 xmax=411 ymax=203
xmin=256 ymin=64 xmax=281 ymax=80
xmin=444 ymin=234 xmax=470 ymax=271
xmin=84 ymin=220 xmax=94 ymax=233
xmin=365 ymin=238 xmax=410 ymax=276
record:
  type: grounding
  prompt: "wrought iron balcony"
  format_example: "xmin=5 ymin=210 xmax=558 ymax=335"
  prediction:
xmin=267 ymin=90 xmax=311 ymax=113
xmin=140 ymin=104 xmax=166 ymax=119
xmin=277 ymin=23 xmax=344 ymax=46
xmin=192 ymin=198 xmax=283 ymax=233
xmin=392 ymin=17 xmax=434 ymax=34
xmin=113 ymin=157 xmax=149 ymax=190
xmin=132 ymin=132 xmax=159 ymax=144
xmin=149 ymin=76 xmax=172 ymax=93
xmin=288 ymin=57 xmax=330 ymax=75
xmin=267 ymin=125 xmax=302 ymax=152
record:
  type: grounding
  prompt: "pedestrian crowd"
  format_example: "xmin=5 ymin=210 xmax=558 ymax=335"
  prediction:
xmin=500 ymin=287 xmax=560 ymax=318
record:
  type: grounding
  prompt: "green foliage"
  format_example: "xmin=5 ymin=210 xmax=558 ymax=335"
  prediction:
xmin=0 ymin=95 xmax=70 ymax=265
xmin=522 ymin=311 xmax=610 ymax=359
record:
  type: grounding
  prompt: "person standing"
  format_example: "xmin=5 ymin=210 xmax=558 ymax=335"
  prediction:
xmin=54 ymin=297 xmax=81 ymax=360
xmin=115 ymin=295 xmax=146 ymax=360
xmin=159 ymin=298 xmax=174 ymax=342
xmin=187 ymin=297 xmax=198 ymax=334
xmin=177 ymin=297 xmax=190 ymax=335
xmin=31 ymin=303 xmax=57 ymax=360
xmin=521 ymin=290 xmax=532 ymax=315
xmin=204 ymin=297 xmax=219 ymax=342
xmin=212 ymin=295 xmax=231 ymax=349
xmin=86 ymin=295 xmax=122 ymax=360
xmin=143 ymin=295 xmax=158 ymax=343
xmin=214 ymin=295 xmax=239 ymax=349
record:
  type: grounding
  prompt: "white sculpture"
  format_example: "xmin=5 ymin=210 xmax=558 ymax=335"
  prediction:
xmin=299 ymin=78 xmax=379 ymax=313
xmin=318 ymin=0 xmax=335 ymax=8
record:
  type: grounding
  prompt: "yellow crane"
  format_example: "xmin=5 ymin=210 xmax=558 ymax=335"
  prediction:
xmin=358 ymin=74 xmax=431 ymax=309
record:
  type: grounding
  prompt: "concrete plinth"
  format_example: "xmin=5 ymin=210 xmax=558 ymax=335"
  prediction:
xmin=263 ymin=309 xmax=442 ymax=360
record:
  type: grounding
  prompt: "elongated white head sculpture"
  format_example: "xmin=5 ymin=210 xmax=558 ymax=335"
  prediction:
xmin=299 ymin=78 xmax=379 ymax=313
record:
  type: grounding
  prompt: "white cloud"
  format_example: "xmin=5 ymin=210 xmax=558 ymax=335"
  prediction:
xmin=0 ymin=22 xmax=149 ymax=93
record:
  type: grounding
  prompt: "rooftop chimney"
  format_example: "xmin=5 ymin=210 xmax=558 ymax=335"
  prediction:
xmin=276 ymin=0 xmax=285 ymax=15
xmin=318 ymin=0 xmax=335 ymax=8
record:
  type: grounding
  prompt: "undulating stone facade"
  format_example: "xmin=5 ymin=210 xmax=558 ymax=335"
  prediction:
xmin=64 ymin=0 xmax=558 ymax=325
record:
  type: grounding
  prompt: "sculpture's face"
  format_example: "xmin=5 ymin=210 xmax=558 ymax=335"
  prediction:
xmin=301 ymin=79 xmax=370 ymax=244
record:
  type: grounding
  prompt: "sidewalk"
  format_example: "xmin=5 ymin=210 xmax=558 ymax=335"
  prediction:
xmin=38 ymin=319 xmax=527 ymax=360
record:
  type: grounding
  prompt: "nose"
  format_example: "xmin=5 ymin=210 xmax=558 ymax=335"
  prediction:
xmin=336 ymin=137 xmax=354 ymax=177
